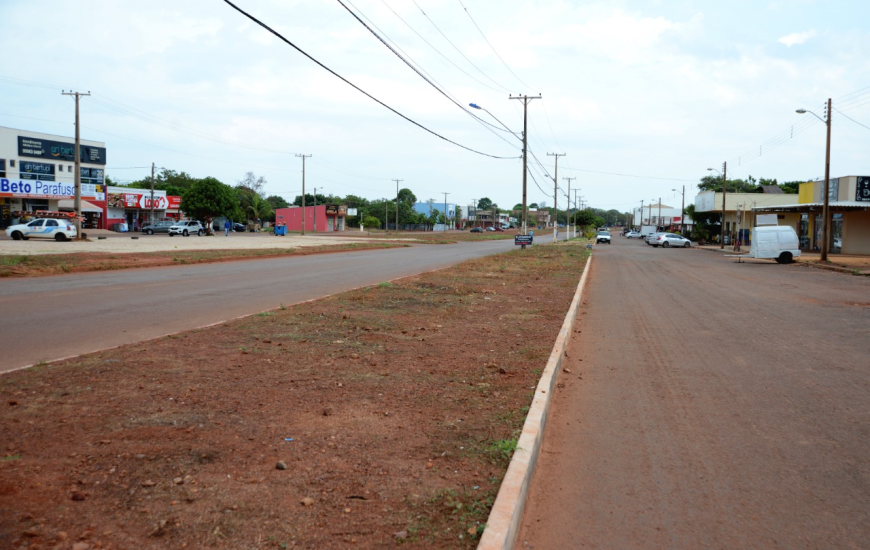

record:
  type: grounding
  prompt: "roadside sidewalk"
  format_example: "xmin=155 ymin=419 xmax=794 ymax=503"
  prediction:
xmin=695 ymin=244 xmax=870 ymax=275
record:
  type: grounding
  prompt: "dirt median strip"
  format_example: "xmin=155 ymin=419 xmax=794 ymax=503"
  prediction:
xmin=0 ymin=240 xmax=590 ymax=549
xmin=477 ymin=256 xmax=592 ymax=550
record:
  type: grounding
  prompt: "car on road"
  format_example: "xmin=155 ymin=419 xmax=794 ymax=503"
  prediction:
xmin=142 ymin=220 xmax=175 ymax=235
xmin=168 ymin=220 xmax=205 ymax=237
xmin=6 ymin=218 xmax=78 ymax=241
xmin=645 ymin=232 xmax=663 ymax=245
xmin=470 ymin=227 xmax=483 ymax=233
xmin=626 ymin=231 xmax=642 ymax=239
xmin=486 ymin=227 xmax=496 ymax=232
xmin=596 ymin=231 xmax=612 ymax=244
xmin=493 ymin=226 xmax=505 ymax=232
xmin=651 ymin=233 xmax=692 ymax=248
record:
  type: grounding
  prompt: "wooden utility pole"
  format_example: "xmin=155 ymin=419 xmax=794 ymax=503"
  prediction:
xmin=564 ymin=177 xmax=576 ymax=237
xmin=658 ymin=197 xmax=662 ymax=229
xmin=393 ymin=179 xmax=403 ymax=232
xmin=61 ymin=90 xmax=90 ymax=239
xmin=720 ymin=161 xmax=727 ymax=249
xmin=547 ymin=152 xmax=565 ymax=243
xmin=821 ymin=98 xmax=832 ymax=261
xmin=150 ymin=162 xmax=155 ymax=225
xmin=442 ymin=192 xmax=450 ymax=232
xmin=509 ymin=94 xmax=541 ymax=237
xmin=295 ymin=154 xmax=311 ymax=235
xmin=313 ymin=187 xmax=318 ymax=233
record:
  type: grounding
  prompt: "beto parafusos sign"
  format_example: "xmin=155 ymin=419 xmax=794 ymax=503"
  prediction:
xmin=1 ymin=178 xmax=74 ymax=197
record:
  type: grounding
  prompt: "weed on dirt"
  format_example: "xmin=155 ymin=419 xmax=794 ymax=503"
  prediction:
xmin=0 ymin=240 xmax=590 ymax=549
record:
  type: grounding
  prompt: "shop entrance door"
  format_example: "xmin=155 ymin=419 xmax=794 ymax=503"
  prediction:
xmin=831 ymin=214 xmax=843 ymax=253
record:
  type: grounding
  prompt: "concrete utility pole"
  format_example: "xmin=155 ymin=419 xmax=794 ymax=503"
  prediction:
xmin=648 ymin=201 xmax=653 ymax=228
xmin=573 ymin=190 xmax=580 ymax=236
xmin=61 ymin=90 xmax=90 ymax=240
xmin=150 ymin=162 xmax=155 ymax=225
xmin=509 ymin=94 xmax=541 ymax=237
xmin=640 ymin=200 xmax=644 ymax=228
xmin=471 ymin=198 xmax=477 ymax=228
xmin=564 ymin=177 xmax=576 ymax=237
xmin=313 ymin=187 xmax=317 ymax=233
xmin=442 ymin=192 xmax=450 ymax=232
xmin=547 ymin=152 xmax=565 ymax=243
xmin=295 ymin=154 xmax=311 ymax=235
xmin=393 ymin=179 xmax=403 ymax=232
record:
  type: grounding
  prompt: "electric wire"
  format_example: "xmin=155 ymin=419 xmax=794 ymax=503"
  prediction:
xmin=336 ymin=0 xmax=521 ymax=150
xmin=221 ymin=0 xmax=516 ymax=159
xmin=456 ymin=0 xmax=534 ymax=92
xmin=409 ymin=0 xmax=511 ymax=93
xmin=833 ymin=108 xmax=870 ymax=131
xmin=378 ymin=0 xmax=505 ymax=94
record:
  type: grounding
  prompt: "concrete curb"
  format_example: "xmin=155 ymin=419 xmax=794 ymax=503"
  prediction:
xmin=477 ymin=255 xmax=593 ymax=550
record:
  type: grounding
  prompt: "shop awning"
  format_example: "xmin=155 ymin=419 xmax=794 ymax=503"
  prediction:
xmin=58 ymin=199 xmax=103 ymax=213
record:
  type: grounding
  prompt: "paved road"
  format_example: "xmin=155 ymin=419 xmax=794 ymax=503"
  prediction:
xmin=519 ymin=237 xmax=870 ymax=549
xmin=0 ymin=235 xmax=568 ymax=372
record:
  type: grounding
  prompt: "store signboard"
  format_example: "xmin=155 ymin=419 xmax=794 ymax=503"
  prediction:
xmin=107 ymin=192 xmax=169 ymax=209
xmin=0 ymin=178 xmax=101 ymax=199
xmin=80 ymin=167 xmax=104 ymax=184
xmin=167 ymin=196 xmax=182 ymax=209
xmin=325 ymin=204 xmax=339 ymax=215
xmin=20 ymin=161 xmax=56 ymax=181
xmin=18 ymin=136 xmax=107 ymax=165
xmin=856 ymin=176 xmax=870 ymax=202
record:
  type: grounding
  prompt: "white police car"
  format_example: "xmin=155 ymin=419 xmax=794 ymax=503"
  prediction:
xmin=5 ymin=218 xmax=78 ymax=241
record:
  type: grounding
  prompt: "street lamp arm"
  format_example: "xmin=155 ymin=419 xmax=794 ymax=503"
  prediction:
xmin=469 ymin=102 xmax=522 ymax=141
xmin=796 ymin=108 xmax=827 ymax=124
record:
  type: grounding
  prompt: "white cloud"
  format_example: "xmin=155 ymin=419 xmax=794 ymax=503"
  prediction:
xmin=778 ymin=29 xmax=817 ymax=47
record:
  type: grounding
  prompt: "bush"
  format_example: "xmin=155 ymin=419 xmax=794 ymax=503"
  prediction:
xmin=362 ymin=215 xmax=381 ymax=230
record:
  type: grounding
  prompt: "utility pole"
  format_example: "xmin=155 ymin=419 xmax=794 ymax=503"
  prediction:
xmin=573 ymin=190 xmax=580 ymax=236
xmin=821 ymin=98 xmax=832 ymax=261
xmin=442 ymin=192 xmax=450 ymax=232
xmin=648 ymin=201 xmax=653 ymax=228
xmin=564 ymin=177 xmax=576 ymax=237
xmin=680 ymin=185 xmax=685 ymax=234
xmin=295 ymin=154 xmax=311 ymax=235
xmin=150 ymin=162 xmax=155 ymax=226
xmin=547 ymin=153 xmax=565 ymax=243
xmin=393 ymin=179 xmax=403 ymax=233
xmin=720 ymin=161 xmax=727 ymax=249
xmin=471 ymin=198 xmax=477 ymax=228
xmin=61 ymin=90 xmax=90 ymax=239
xmin=658 ymin=198 xmax=662 ymax=230
xmin=509 ymin=94 xmax=541 ymax=237
xmin=640 ymin=200 xmax=644 ymax=228
xmin=313 ymin=187 xmax=317 ymax=233
xmin=384 ymin=199 xmax=388 ymax=230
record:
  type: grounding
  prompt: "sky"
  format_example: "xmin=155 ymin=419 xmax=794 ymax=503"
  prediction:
xmin=1 ymin=0 xmax=868 ymax=213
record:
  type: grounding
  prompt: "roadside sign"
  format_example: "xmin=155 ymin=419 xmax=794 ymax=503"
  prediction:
xmin=515 ymin=235 xmax=533 ymax=246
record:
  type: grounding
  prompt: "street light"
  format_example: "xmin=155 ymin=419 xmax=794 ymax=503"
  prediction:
xmin=708 ymin=164 xmax=727 ymax=249
xmin=796 ymin=100 xmax=833 ymax=261
xmin=672 ymin=186 xmax=685 ymax=235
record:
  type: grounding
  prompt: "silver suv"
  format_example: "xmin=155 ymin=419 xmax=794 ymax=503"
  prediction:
xmin=168 ymin=220 xmax=204 ymax=237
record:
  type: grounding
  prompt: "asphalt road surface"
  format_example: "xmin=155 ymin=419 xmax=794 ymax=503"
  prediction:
xmin=0 ymin=235 xmax=569 ymax=372
xmin=518 ymin=237 xmax=870 ymax=548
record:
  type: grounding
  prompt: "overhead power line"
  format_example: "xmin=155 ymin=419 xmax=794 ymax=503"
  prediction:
xmin=833 ymin=108 xmax=870 ymax=131
xmin=336 ymin=0 xmax=520 ymax=149
xmin=221 ymin=0 xmax=515 ymax=159
xmin=456 ymin=0 xmax=534 ymax=92
xmin=410 ymin=0 xmax=511 ymax=93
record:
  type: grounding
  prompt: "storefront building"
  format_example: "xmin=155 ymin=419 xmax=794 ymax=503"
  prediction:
xmin=275 ymin=205 xmax=347 ymax=232
xmin=0 ymin=126 xmax=106 ymax=229
xmin=106 ymin=186 xmax=182 ymax=231
xmin=693 ymin=189 xmax=799 ymax=244
xmin=754 ymin=176 xmax=870 ymax=255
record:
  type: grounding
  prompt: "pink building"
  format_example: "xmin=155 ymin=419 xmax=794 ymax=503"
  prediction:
xmin=275 ymin=205 xmax=346 ymax=232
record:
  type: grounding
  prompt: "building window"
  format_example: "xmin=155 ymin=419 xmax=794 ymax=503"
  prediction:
xmin=68 ymin=165 xmax=73 ymax=172
xmin=9 ymin=159 xmax=15 ymax=168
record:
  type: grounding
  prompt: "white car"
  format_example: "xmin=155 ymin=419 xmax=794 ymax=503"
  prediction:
xmin=5 ymin=218 xmax=77 ymax=241
xmin=596 ymin=231 xmax=612 ymax=244
xmin=625 ymin=231 xmax=642 ymax=239
xmin=651 ymin=233 xmax=692 ymax=248
xmin=168 ymin=220 xmax=204 ymax=237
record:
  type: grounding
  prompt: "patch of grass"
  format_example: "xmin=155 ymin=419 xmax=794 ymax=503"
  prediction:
xmin=2 ymin=454 xmax=21 ymax=461
xmin=378 ymin=281 xmax=393 ymax=288
xmin=256 ymin=311 xmax=275 ymax=317
xmin=489 ymin=437 xmax=518 ymax=463
xmin=0 ymin=255 xmax=29 ymax=266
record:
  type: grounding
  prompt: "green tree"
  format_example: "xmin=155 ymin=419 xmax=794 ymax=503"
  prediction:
xmin=397 ymin=188 xmax=417 ymax=208
xmin=478 ymin=197 xmax=493 ymax=210
xmin=247 ymin=193 xmax=273 ymax=227
xmin=180 ymin=177 xmax=238 ymax=235
xmin=362 ymin=215 xmax=381 ymax=230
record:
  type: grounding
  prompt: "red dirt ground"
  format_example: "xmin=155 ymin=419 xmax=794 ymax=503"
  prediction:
xmin=1 ymin=241 xmax=589 ymax=549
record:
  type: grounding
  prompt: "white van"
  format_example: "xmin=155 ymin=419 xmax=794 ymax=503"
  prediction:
xmin=748 ymin=226 xmax=801 ymax=264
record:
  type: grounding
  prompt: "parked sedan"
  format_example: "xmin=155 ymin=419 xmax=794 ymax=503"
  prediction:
xmin=142 ymin=220 xmax=175 ymax=235
xmin=470 ymin=227 xmax=483 ymax=233
xmin=626 ymin=231 xmax=642 ymax=239
xmin=645 ymin=232 xmax=663 ymax=245
xmin=6 ymin=218 xmax=78 ymax=241
xmin=652 ymin=233 xmax=692 ymax=248
xmin=168 ymin=220 xmax=204 ymax=236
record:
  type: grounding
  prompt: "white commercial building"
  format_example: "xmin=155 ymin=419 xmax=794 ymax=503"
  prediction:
xmin=0 ymin=126 xmax=106 ymax=229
